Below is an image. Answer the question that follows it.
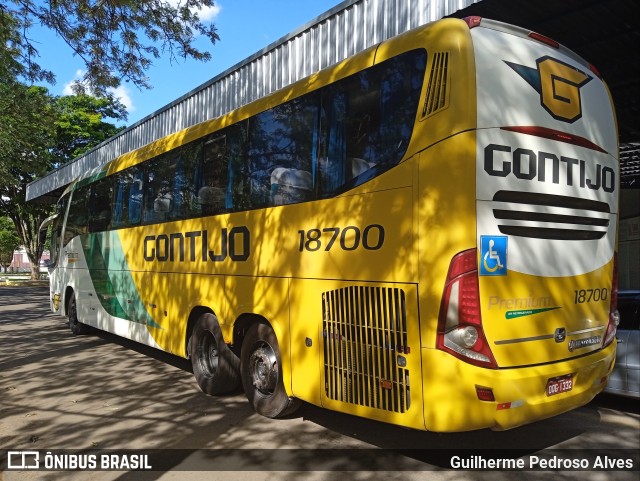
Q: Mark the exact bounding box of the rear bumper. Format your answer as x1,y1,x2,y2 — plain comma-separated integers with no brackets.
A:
422,342,616,432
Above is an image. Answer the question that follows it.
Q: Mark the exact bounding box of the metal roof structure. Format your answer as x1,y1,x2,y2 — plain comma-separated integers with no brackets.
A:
26,0,640,202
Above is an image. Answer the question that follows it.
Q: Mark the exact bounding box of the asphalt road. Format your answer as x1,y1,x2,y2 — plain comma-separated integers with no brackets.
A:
0,286,638,481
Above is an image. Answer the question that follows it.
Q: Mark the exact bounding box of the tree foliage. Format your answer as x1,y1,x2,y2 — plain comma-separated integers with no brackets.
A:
53,94,128,161
0,83,57,279
1,0,220,93
0,217,20,273
0,82,126,279
1,1,220,279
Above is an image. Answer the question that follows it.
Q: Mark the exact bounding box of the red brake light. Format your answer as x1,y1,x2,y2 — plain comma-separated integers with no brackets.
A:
528,31,560,49
437,249,497,368
463,16,482,29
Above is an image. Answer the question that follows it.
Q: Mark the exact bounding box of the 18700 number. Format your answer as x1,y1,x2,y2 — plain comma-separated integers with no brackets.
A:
574,288,608,304
298,225,385,252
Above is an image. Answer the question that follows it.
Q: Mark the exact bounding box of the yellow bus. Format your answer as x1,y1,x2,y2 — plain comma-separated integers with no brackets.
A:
40,17,620,432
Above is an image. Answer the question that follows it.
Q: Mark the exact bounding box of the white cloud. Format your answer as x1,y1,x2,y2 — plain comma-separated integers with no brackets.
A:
198,3,221,22
166,1,222,21
62,69,87,96
61,69,136,115
111,85,135,113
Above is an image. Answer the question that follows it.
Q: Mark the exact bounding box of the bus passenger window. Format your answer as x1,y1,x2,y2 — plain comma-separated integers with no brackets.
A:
143,158,172,224
88,177,113,232
171,142,202,220
318,49,427,197
65,186,90,244
226,121,250,211
199,135,228,215
247,94,318,208
113,167,143,228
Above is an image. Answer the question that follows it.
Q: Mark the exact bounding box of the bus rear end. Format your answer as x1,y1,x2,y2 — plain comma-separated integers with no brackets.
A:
426,18,619,431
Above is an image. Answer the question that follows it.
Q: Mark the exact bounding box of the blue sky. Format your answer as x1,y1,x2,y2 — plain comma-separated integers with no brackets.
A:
33,1,342,125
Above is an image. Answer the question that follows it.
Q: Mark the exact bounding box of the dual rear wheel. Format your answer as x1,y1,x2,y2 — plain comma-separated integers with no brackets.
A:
190,314,300,418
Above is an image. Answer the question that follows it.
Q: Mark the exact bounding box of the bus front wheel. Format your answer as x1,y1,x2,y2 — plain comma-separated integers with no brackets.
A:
240,322,300,418
68,293,88,335
190,313,240,395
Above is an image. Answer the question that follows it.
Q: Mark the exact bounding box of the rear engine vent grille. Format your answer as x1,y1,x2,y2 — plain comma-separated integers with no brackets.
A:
322,286,410,413
422,52,449,118
492,190,610,240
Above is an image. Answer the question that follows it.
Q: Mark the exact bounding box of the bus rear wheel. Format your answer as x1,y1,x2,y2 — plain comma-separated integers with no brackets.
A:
190,313,240,395
240,322,300,418
68,293,88,335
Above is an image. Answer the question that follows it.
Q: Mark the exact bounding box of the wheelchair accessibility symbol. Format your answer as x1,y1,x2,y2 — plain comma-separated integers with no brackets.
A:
480,236,508,276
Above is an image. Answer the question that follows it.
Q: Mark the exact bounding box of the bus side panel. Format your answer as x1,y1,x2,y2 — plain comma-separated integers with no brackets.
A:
416,131,478,350
224,275,292,394
66,231,165,352
291,279,424,429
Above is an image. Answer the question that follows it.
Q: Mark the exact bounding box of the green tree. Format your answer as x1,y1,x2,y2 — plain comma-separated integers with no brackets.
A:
1,0,220,94
0,217,20,273
0,83,57,280
0,83,126,279
53,94,128,161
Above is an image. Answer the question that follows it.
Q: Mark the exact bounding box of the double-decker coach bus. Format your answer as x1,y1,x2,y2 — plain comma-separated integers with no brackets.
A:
40,17,619,432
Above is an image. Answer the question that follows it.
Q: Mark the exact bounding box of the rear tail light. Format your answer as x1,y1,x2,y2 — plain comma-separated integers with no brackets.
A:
603,253,619,348
437,249,498,368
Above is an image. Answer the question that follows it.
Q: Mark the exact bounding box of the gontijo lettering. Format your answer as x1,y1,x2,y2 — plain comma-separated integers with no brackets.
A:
143,226,250,262
484,144,615,193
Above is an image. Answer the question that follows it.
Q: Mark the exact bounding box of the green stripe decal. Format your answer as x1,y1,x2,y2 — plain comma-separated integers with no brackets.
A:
505,307,561,320
81,231,162,329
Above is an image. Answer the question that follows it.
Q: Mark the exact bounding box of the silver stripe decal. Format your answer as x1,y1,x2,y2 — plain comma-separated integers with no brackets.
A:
495,325,605,345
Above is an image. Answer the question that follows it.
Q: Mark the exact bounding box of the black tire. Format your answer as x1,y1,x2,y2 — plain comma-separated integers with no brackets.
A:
190,313,240,395
68,293,88,335
241,322,300,418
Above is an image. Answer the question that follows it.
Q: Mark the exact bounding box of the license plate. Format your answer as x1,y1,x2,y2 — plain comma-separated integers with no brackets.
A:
546,374,573,397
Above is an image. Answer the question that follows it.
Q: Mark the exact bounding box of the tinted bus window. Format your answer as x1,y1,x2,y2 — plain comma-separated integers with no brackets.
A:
65,186,90,244
318,49,426,196
88,177,114,232
113,167,143,228
247,94,318,208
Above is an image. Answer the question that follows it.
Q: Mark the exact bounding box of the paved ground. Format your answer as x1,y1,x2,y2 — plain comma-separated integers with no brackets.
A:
0,286,638,481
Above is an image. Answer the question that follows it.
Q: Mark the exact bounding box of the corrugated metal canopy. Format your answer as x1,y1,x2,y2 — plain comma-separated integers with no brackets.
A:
450,0,640,187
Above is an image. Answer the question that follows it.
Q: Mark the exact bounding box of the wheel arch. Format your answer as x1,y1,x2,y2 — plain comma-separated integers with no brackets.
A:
232,311,294,398
232,313,269,358
64,285,75,315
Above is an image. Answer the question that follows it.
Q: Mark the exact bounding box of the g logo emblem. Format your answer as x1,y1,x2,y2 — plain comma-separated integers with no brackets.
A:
506,56,592,123
538,57,591,122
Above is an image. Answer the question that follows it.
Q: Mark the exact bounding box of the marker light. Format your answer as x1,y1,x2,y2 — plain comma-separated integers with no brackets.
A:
528,31,560,49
